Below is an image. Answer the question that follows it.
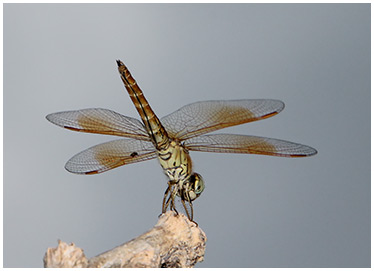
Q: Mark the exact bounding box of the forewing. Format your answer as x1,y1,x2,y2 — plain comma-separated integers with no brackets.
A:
65,138,157,174
46,108,149,140
161,99,284,140
184,134,317,157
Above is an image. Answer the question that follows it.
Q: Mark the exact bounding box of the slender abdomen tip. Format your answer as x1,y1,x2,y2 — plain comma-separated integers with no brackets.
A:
116,59,124,67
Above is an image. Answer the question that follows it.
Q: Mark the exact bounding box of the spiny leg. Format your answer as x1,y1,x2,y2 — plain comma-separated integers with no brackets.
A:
180,186,195,222
162,184,171,214
169,185,179,215
162,182,179,216
181,198,192,221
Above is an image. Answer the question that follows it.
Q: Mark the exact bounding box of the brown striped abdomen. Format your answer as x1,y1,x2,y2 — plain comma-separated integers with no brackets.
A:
116,60,169,150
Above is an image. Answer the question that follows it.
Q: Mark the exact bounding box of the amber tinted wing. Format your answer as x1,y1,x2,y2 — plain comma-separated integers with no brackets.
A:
46,108,150,141
65,138,157,174
184,134,317,157
161,100,284,141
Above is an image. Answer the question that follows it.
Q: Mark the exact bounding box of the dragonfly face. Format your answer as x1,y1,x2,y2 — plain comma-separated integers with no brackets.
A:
181,173,205,202
46,60,317,221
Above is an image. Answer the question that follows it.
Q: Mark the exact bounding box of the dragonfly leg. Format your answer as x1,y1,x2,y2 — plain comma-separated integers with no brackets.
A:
170,185,179,215
188,200,198,226
188,200,194,222
159,196,172,219
162,182,179,217
181,198,198,225
162,185,171,214
181,199,191,221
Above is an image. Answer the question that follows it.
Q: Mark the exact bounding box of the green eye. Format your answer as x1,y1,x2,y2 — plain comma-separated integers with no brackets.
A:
193,173,205,194
186,173,205,202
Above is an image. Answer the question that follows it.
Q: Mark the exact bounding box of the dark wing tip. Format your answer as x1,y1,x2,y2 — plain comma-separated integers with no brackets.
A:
46,113,58,124
64,161,98,175
291,145,318,157
45,114,52,122
271,99,285,114
308,147,318,156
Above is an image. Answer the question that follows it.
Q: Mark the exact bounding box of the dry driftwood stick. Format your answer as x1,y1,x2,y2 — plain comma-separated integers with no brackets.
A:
44,211,207,268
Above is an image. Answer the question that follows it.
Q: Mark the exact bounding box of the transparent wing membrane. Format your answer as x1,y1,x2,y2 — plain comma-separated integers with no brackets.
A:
46,108,149,140
184,134,317,157
47,60,317,222
161,99,284,140
65,138,157,174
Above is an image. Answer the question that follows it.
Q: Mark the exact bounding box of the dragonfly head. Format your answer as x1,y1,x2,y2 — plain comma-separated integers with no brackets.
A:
184,172,205,201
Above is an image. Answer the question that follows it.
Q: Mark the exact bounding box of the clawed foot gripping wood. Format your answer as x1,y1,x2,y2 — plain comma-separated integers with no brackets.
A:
43,211,207,268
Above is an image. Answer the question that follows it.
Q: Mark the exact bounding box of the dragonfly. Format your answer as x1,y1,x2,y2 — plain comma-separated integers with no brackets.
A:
46,60,317,221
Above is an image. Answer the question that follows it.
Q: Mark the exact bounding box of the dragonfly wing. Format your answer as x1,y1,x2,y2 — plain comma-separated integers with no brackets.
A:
65,138,157,174
184,134,317,157
46,108,149,140
161,99,284,140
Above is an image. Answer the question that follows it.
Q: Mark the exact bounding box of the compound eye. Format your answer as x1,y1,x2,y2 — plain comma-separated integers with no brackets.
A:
192,173,205,195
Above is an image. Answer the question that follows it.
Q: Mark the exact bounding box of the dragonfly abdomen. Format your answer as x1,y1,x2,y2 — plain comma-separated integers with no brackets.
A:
117,60,169,150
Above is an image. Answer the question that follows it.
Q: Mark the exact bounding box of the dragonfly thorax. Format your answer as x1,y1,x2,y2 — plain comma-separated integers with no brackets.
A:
157,140,193,183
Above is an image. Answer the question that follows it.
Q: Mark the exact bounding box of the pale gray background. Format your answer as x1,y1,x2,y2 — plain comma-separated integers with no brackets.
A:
4,4,370,268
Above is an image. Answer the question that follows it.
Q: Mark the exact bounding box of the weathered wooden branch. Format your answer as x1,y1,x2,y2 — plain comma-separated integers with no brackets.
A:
44,211,207,268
